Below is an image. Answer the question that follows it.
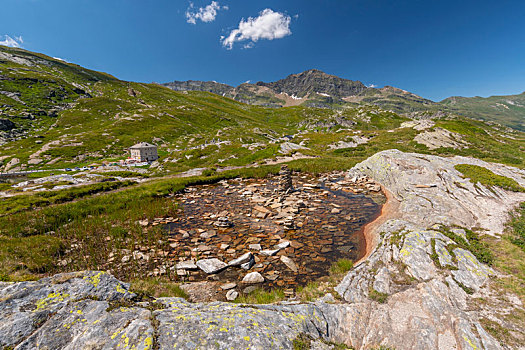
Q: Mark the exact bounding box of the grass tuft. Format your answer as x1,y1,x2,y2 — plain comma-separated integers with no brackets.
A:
130,278,188,299
329,259,354,276
508,202,525,251
234,288,285,304
292,334,312,350
368,287,388,303
454,164,524,193
437,226,494,265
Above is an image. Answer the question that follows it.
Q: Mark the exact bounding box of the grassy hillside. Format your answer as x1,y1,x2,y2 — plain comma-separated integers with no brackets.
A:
1,45,524,176
441,93,525,131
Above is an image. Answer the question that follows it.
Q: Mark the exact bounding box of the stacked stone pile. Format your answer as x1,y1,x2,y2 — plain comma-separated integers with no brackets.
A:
214,216,232,227
278,165,293,193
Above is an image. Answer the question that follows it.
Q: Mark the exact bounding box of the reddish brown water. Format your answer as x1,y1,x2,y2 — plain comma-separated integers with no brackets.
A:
164,175,381,289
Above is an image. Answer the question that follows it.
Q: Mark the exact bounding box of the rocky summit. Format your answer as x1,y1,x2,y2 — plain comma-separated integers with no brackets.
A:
2,151,524,349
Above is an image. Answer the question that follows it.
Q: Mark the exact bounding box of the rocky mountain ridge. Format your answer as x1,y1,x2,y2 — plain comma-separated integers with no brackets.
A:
163,70,524,130
255,69,367,99
162,69,441,109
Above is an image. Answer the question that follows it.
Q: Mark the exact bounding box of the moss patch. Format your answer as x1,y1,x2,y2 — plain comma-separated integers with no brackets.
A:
368,287,388,303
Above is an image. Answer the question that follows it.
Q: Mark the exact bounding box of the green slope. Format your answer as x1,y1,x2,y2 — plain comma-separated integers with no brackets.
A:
441,93,525,131
1,45,524,175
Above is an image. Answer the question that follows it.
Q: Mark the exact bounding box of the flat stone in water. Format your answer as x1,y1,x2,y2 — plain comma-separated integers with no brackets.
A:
280,256,298,273
176,260,198,270
228,252,253,267
275,241,290,249
220,282,237,290
196,258,227,274
261,249,280,256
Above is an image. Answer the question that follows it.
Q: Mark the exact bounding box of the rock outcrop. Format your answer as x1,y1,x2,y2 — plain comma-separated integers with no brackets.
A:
335,150,525,349
2,150,524,349
348,149,525,235
256,69,367,99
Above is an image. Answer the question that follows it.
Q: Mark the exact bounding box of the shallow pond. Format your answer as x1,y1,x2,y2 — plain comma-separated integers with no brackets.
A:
163,174,382,292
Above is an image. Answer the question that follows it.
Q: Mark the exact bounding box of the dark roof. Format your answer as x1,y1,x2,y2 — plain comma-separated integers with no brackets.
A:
130,142,156,149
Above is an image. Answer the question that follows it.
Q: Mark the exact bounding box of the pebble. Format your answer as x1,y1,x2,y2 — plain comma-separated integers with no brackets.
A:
226,289,239,301
242,272,265,284
176,269,188,276
220,282,237,290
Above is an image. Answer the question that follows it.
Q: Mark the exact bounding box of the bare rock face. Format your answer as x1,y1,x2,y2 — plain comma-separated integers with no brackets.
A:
0,271,142,349
347,149,525,235
334,149,525,349
0,272,333,349
413,127,469,150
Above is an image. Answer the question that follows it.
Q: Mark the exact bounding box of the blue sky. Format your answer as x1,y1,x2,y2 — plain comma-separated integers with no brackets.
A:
1,0,524,101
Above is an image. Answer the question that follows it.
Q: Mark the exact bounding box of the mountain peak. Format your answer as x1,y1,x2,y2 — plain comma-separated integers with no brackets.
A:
256,69,367,98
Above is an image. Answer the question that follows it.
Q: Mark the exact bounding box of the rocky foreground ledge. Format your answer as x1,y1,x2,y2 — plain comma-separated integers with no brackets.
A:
2,150,524,349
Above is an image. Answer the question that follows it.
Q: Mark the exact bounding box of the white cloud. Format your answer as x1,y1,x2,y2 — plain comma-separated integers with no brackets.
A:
367,83,377,88
0,35,23,48
221,9,292,49
186,1,227,24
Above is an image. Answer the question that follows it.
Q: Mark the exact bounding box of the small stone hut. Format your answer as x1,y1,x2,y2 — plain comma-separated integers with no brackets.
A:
129,142,158,162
